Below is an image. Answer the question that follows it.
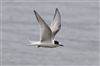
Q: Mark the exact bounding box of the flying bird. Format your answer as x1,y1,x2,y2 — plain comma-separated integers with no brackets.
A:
29,8,63,48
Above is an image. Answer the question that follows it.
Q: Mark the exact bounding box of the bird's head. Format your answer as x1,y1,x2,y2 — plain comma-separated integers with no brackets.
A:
54,40,63,47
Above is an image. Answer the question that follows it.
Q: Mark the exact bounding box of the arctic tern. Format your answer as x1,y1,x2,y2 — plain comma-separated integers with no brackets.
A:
29,8,63,48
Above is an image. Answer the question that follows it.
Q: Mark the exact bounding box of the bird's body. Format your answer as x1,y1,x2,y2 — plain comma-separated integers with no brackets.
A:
38,43,59,48
29,8,63,48
29,41,59,48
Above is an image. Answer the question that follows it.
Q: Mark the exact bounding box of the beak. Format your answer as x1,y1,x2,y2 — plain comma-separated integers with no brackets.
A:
59,44,64,47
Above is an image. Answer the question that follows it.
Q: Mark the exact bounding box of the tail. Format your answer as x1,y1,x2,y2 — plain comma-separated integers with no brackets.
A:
29,40,36,43
27,40,38,46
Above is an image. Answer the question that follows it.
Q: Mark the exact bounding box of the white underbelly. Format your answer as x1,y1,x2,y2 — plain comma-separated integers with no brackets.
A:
40,43,58,48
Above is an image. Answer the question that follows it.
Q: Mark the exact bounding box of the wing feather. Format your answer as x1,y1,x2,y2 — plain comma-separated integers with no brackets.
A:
34,10,52,42
50,8,61,39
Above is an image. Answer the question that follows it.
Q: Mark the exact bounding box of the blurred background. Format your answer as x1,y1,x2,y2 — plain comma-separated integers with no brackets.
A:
1,0,99,66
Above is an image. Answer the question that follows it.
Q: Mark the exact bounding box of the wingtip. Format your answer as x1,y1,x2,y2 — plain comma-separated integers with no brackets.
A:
56,8,59,12
56,8,58,10
34,10,37,14
55,8,60,14
34,10,40,16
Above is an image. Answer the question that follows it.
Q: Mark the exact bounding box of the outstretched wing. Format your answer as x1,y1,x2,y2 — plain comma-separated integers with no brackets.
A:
34,10,52,42
50,8,61,39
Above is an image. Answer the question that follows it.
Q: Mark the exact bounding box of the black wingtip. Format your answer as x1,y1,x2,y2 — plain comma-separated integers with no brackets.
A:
34,10,37,14
55,8,60,14
34,10,35,12
34,10,39,17
56,8,59,11
33,10,39,22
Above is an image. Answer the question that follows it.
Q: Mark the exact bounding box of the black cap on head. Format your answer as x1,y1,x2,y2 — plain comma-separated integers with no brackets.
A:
54,41,59,45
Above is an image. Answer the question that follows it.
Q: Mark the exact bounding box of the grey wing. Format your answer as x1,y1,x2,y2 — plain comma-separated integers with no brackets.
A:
50,8,61,39
34,10,52,42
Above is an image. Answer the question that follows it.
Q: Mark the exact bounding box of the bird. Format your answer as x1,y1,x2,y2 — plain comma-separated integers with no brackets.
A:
29,8,63,48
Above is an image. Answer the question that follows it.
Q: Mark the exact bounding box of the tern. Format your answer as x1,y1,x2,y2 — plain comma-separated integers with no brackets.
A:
29,8,63,48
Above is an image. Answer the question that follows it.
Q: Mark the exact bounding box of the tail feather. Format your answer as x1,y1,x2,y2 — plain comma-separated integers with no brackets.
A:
27,40,39,46
29,40,36,43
